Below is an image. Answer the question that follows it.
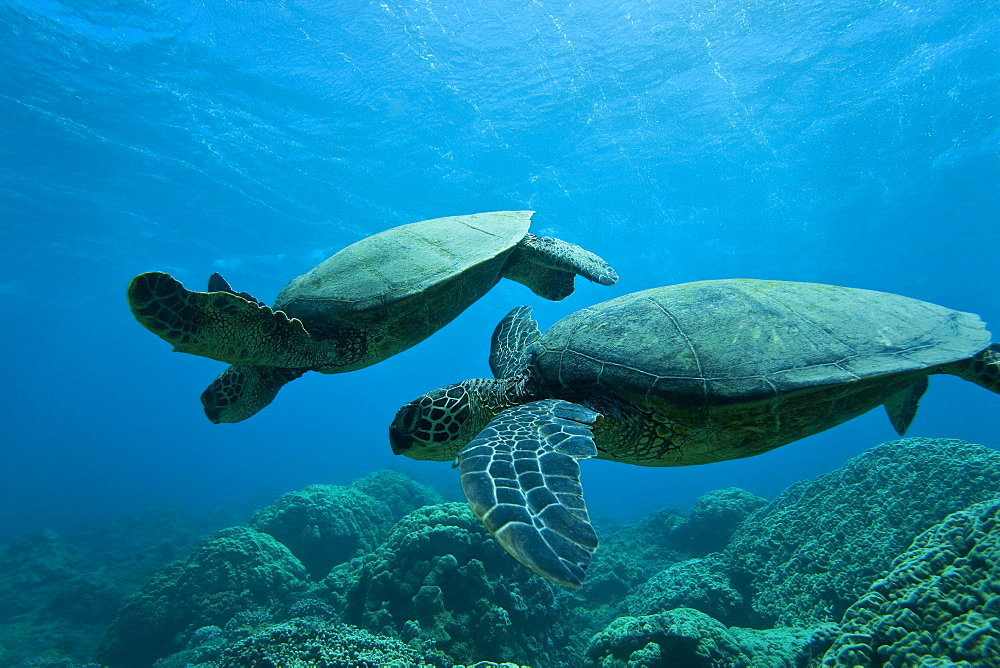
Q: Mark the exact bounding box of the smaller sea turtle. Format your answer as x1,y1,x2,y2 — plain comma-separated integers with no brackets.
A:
127,211,617,422
388,279,1000,588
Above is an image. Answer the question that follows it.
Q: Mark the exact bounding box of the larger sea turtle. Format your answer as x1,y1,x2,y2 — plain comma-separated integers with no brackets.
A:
127,211,618,422
388,279,1000,588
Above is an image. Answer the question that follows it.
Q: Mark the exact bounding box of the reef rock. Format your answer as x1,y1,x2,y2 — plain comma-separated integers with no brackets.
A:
216,617,447,667
823,496,1000,666
250,471,441,580
671,487,769,556
94,526,308,667
623,556,748,628
577,508,688,609
585,606,834,667
329,502,577,666
722,438,1000,627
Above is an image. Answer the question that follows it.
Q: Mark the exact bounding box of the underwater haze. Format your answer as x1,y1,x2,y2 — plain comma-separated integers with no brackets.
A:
2,0,999,547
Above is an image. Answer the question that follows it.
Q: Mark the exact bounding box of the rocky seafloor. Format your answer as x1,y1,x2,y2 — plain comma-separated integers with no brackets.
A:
2,436,999,667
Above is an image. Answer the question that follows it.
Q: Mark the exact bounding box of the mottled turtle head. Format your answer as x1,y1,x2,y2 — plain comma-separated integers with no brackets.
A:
201,365,304,423
390,381,495,461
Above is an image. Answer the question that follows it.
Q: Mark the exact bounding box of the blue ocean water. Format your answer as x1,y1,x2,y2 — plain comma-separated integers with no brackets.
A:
1,0,998,547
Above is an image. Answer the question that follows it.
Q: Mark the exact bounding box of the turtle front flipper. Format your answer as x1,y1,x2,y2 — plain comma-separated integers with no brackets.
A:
201,365,306,424
127,271,341,368
489,306,541,379
458,398,602,588
503,234,619,301
207,272,267,307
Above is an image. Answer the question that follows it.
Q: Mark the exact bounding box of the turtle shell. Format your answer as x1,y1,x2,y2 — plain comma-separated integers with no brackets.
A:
532,279,990,406
274,211,533,320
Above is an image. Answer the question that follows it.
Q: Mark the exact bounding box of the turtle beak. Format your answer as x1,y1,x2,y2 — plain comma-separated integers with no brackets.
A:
389,425,414,455
200,388,223,424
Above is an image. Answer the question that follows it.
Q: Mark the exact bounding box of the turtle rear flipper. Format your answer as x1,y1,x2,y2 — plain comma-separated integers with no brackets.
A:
127,272,344,368
883,376,929,435
944,342,1000,394
457,399,603,588
202,365,306,424
504,234,619,300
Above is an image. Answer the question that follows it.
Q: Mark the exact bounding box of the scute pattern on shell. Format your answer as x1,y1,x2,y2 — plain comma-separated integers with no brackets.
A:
534,279,990,403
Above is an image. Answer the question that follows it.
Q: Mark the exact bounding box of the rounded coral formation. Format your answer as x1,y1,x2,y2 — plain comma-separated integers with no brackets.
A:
351,469,443,515
672,487,768,555
721,438,1000,627
93,527,309,667
250,484,394,581
250,472,442,580
333,502,576,666
585,606,832,667
823,496,1000,666
623,556,747,627
217,618,446,667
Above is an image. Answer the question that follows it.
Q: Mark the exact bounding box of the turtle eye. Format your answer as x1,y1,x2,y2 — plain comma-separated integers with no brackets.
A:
397,404,420,433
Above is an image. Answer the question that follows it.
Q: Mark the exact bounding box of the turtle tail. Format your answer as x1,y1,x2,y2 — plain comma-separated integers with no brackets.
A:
945,343,1000,394
502,235,618,301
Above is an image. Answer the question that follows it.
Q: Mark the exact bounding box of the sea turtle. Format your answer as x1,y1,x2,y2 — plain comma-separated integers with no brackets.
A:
388,279,1000,588
127,211,618,423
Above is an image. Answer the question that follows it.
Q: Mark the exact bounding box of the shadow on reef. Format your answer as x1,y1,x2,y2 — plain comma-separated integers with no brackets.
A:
4,439,1000,667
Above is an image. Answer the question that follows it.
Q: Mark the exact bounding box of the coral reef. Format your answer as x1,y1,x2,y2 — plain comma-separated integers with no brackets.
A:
623,555,748,627
568,488,765,641
580,508,688,608
351,469,445,517
328,502,577,666
7,439,1000,666
250,471,442,580
94,526,309,667
721,438,1000,627
671,487,769,556
0,506,230,667
585,606,835,667
823,496,1000,666
216,618,447,667
151,603,531,668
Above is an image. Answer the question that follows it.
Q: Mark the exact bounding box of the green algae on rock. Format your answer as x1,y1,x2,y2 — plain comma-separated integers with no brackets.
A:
822,496,1000,667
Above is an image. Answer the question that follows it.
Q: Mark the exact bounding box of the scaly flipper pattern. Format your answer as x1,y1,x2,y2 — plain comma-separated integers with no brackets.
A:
458,399,602,588
488,306,541,380
201,365,305,423
521,234,619,286
503,234,619,300
948,343,1000,394
127,272,338,368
